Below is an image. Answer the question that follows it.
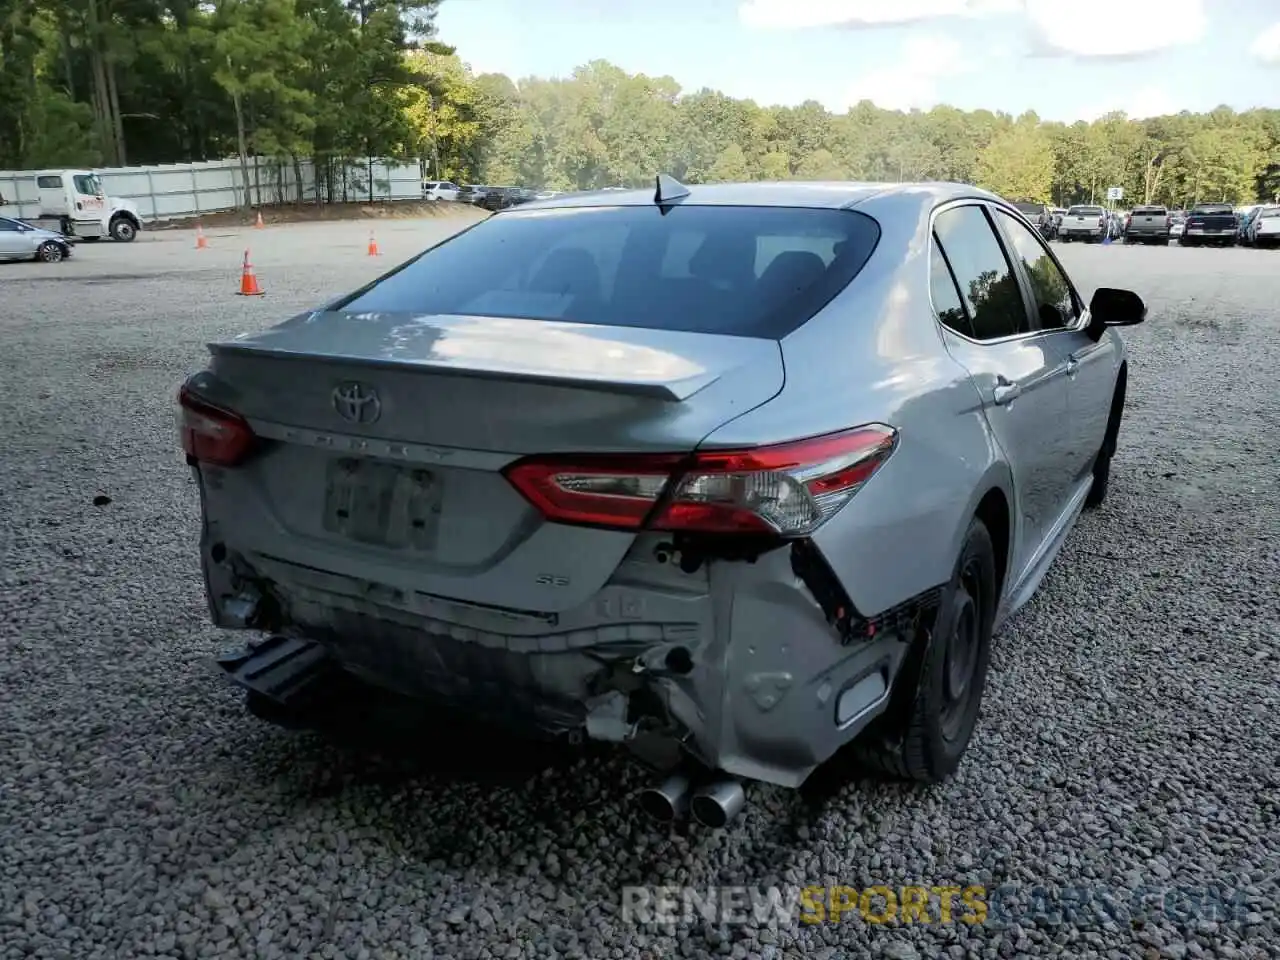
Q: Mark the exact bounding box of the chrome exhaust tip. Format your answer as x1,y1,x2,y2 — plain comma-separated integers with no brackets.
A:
638,773,692,823
690,777,746,828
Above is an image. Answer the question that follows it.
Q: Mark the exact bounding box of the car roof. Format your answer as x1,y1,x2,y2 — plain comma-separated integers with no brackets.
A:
508,180,1007,212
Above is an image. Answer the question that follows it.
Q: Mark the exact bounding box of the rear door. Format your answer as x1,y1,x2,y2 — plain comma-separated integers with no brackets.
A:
930,202,1076,569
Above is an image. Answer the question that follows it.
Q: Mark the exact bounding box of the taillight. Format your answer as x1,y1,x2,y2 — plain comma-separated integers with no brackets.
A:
178,386,256,466
503,425,898,537
1098,217,1106,227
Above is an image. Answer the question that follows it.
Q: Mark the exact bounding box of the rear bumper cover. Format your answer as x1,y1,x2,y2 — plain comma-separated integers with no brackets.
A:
202,527,942,789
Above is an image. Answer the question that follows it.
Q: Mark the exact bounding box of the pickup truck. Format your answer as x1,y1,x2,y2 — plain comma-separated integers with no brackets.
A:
1057,204,1107,242
1124,205,1171,245
1181,203,1238,247
1012,201,1057,239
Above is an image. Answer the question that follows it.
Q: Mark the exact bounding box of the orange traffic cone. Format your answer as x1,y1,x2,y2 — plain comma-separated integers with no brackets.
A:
254,211,264,229
367,230,380,257
195,225,208,250
236,249,264,297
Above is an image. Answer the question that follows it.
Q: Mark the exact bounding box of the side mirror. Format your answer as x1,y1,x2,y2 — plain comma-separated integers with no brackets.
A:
1086,287,1145,340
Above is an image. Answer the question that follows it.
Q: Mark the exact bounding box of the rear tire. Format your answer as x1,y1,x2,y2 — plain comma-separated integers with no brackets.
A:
854,519,997,784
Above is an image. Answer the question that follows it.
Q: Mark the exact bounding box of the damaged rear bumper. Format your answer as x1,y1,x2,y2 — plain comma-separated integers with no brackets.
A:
205,534,943,789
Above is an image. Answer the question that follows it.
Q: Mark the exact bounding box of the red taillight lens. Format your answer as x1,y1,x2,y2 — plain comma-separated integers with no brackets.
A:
178,386,256,467
503,425,898,537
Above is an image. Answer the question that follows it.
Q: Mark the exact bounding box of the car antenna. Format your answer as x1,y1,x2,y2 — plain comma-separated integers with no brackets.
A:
654,173,690,211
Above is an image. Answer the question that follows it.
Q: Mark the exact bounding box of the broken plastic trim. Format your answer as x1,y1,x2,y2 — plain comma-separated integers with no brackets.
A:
790,540,945,646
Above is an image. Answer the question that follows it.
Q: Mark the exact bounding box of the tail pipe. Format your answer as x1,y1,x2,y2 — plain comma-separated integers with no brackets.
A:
690,777,746,828
638,773,693,824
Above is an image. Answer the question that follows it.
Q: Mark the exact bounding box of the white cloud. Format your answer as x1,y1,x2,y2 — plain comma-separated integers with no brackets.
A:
1023,0,1206,57
739,0,1016,30
741,0,1206,59
1251,22,1280,64
1068,85,1180,122
841,35,968,111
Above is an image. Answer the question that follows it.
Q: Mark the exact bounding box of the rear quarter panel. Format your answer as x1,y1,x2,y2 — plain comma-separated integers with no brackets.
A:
698,190,1011,617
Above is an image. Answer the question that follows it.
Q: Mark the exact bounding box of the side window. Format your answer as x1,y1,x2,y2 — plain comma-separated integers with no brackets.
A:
37,175,62,188
929,237,973,337
0,219,19,232
72,175,98,194
997,210,1078,330
933,205,1028,341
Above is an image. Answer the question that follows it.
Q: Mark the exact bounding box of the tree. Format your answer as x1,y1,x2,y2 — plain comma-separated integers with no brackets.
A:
8,25,1280,213
707,143,750,182
976,122,1056,201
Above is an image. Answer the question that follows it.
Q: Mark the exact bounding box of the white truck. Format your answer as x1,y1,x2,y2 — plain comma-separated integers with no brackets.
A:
0,169,143,243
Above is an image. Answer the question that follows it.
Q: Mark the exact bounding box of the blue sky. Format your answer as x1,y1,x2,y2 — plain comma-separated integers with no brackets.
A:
435,0,1280,122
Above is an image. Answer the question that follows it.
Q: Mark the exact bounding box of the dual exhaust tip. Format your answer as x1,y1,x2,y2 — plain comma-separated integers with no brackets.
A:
638,773,746,828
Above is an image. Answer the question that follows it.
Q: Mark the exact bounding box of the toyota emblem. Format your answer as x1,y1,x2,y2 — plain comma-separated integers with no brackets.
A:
332,382,382,424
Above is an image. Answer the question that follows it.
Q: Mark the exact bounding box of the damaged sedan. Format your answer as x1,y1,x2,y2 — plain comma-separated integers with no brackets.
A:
179,177,1146,827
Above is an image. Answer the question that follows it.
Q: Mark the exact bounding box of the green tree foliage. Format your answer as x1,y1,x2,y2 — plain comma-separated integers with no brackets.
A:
6,17,1280,208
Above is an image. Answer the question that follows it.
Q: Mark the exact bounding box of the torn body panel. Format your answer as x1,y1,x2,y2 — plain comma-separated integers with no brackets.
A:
202,487,940,788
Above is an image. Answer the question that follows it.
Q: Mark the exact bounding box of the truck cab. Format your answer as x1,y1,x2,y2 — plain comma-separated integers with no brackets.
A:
32,170,142,242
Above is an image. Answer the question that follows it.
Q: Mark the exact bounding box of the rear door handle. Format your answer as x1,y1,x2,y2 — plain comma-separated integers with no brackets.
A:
1065,357,1079,376
993,378,1021,405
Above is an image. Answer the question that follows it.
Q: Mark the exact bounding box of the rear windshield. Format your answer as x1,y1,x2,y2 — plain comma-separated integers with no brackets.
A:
337,204,882,338
1013,202,1044,215
1068,206,1104,216
1191,204,1233,215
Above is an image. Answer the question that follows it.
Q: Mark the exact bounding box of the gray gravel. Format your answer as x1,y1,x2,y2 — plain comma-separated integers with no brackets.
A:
2,224,1278,960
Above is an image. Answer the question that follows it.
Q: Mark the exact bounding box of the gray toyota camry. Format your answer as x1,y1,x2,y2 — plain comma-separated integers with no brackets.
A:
179,178,1145,827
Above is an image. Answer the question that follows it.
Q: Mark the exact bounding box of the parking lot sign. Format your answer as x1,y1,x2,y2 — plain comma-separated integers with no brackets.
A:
1106,186,1124,201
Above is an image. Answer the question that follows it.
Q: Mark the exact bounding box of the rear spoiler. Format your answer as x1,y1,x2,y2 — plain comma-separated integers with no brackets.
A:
207,340,721,402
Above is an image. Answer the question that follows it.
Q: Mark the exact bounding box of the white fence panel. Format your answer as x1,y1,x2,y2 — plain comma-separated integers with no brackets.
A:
0,172,42,219
0,156,422,223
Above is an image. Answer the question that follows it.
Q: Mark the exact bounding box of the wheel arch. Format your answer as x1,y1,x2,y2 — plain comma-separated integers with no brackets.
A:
1101,361,1128,457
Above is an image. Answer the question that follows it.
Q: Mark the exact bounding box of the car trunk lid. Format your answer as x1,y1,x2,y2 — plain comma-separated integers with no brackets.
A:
194,311,785,612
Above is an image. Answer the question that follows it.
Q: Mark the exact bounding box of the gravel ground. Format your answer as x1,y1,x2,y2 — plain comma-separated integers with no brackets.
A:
2,225,1278,960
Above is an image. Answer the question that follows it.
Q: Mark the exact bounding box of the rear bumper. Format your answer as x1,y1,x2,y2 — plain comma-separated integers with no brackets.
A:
200,519,936,788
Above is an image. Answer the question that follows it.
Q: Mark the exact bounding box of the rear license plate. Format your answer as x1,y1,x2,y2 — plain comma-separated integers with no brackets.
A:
322,457,440,549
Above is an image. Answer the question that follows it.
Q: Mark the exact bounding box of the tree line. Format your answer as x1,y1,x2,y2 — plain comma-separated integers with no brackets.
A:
3,0,1278,207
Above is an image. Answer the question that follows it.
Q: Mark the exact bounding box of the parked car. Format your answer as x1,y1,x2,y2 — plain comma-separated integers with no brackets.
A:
480,186,536,211
183,179,1145,827
1057,204,1108,242
1236,205,1262,244
1170,217,1186,240
1245,205,1280,247
1012,201,1056,239
0,215,74,262
1181,203,1238,246
1123,205,1171,245
456,185,490,206
422,180,460,202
